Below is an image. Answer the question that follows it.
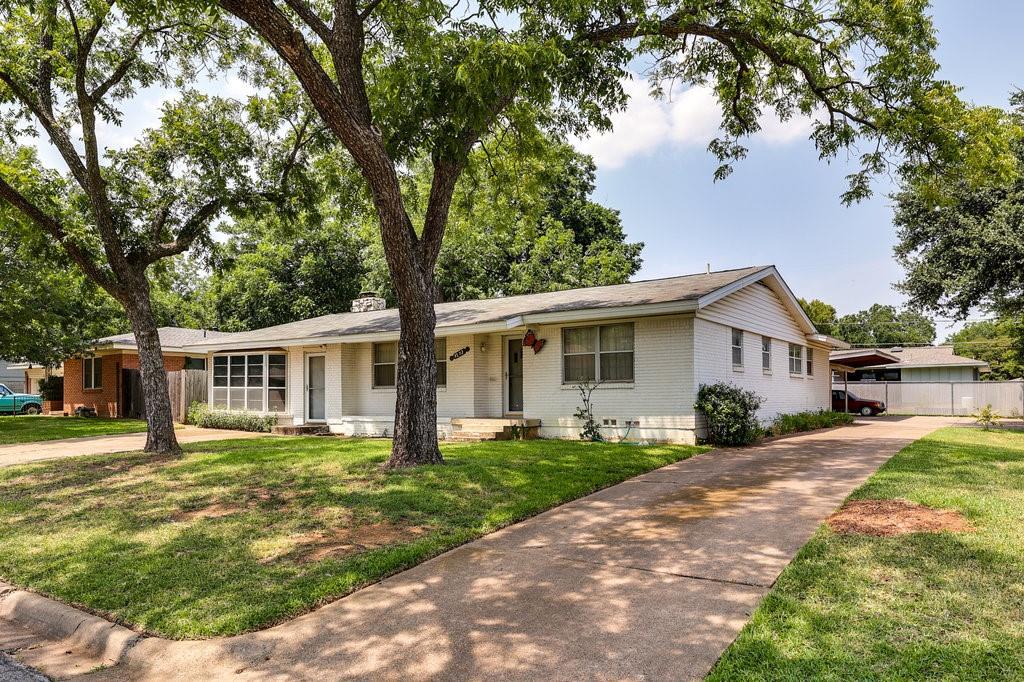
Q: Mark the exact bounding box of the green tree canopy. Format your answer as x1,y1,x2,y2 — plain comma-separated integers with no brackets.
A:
166,0,956,466
798,298,839,335
895,99,1024,319
835,304,936,347
947,318,1024,381
361,141,642,303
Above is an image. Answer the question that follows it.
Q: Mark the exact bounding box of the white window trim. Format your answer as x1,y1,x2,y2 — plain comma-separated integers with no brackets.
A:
561,323,635,385
211,352,287,413
788,343,803,376
83,357,102,390
731,328,744,369
371,339,448,389
762,336,772,374
371,341,398,389
805,346,814,376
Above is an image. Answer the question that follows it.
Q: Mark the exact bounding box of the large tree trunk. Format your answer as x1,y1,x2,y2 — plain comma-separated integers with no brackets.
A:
120,274,181,457
386,287,443,468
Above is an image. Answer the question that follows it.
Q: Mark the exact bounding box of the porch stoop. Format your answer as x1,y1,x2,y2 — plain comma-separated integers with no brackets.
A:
272,424,330,436
449,418,541,442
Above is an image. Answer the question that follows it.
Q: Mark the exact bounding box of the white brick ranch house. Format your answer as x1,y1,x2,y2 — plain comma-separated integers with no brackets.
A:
182,265,845,444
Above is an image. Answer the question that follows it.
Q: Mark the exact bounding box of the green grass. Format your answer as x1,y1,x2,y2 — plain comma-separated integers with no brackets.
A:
0,437,706,638
709,427,1024,681
0,416,148,444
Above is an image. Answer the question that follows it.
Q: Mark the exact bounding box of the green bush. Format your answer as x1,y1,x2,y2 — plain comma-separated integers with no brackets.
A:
187,402,277,433
37,376,63,401
769,410,853,437
695,383,765,446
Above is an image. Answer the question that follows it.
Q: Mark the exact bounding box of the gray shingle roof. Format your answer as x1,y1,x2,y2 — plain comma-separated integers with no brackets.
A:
874,346,989,368
95,327,237,350
189,266,769,348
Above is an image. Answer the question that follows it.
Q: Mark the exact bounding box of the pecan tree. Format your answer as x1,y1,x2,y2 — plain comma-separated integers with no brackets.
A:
187,0,946,467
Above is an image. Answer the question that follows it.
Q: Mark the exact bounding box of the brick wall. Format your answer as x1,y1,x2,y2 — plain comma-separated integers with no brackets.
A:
64,353,187,417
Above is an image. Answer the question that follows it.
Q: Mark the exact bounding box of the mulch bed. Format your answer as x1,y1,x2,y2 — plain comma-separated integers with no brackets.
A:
827,499,975,537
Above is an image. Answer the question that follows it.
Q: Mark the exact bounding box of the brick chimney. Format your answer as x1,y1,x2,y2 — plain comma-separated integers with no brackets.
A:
351,291,387,313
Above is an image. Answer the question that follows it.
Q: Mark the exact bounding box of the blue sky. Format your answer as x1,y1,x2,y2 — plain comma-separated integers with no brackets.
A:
578,0,1023,341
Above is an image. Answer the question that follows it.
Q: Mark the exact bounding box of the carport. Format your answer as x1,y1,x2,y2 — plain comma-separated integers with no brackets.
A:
829,348,901,413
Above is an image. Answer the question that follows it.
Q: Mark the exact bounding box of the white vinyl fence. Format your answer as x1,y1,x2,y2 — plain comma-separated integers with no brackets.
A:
834,381,1024,417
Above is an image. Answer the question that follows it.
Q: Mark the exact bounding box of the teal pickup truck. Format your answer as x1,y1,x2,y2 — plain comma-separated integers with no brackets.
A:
0,384,43,415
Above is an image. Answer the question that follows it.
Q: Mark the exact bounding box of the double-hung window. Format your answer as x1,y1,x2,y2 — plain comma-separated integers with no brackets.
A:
372,342,397,388
83,357,102,390
731,328,744,367
212,353,287,412
372,339,448,388
805,347,814,376
762,337,772,371
562,323,634,383
788,344,803,375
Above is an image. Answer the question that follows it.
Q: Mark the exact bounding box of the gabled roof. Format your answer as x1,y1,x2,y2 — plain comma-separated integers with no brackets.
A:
94,327,236,352
186,265,841,352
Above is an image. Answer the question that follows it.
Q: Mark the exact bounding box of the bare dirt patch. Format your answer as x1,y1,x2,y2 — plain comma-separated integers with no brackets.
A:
293,522,428,563
828,499,975,537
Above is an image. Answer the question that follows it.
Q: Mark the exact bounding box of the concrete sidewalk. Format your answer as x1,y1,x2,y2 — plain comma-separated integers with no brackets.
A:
1,416,960,681
0,427,269,467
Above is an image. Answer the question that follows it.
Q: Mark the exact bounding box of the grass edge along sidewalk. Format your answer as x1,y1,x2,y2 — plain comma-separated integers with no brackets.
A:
0,436,706,639
709,426,1024,681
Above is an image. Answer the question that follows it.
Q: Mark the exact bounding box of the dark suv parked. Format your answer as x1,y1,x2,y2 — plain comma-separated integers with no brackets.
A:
832,389,886,416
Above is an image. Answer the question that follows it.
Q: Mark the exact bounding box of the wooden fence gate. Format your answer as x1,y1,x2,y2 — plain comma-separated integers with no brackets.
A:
167,369,208,423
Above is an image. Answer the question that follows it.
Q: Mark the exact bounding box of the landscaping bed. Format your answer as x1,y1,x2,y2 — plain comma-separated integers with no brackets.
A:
709,427,1024,680
0,416,148,445
0,437,705,638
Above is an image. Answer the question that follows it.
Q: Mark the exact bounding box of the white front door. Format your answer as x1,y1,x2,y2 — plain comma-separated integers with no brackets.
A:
305,354,326,422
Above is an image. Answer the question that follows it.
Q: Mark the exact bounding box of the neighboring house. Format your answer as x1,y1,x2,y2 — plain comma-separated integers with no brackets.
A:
0,360,26,393
176,265,842,444
6,362,63,394
64,328,227,417
831,346,991,383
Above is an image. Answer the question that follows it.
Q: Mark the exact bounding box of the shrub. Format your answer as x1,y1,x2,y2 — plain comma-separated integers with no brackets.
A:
769,410,853,437
974,404,1000,429
37,376,63,401
695,383,764,446
187,401,277,433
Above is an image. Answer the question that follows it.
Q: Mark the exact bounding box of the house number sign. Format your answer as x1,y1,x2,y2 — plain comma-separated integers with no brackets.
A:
449,346,471,362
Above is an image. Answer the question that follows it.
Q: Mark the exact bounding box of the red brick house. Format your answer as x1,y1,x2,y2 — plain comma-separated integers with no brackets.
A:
65,328,227,417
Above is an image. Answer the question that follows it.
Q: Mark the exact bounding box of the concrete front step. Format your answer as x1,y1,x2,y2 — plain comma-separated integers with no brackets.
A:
449,418,541,441
449,431,512,442
272,424,331,436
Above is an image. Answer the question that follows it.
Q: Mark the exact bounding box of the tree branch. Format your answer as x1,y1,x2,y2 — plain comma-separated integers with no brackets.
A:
142,198,224,264
0,175,115,290
282,0,332,43
579,13,877,131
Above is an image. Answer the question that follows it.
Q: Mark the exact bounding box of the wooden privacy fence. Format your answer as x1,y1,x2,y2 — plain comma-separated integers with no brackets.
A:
167,369,208,423
834,381,1024,417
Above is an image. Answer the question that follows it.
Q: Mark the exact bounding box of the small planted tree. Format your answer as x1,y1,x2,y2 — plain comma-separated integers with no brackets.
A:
695,383,764,446
574,380,603,442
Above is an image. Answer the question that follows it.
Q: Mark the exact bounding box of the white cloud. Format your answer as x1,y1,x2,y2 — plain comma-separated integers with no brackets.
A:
572,75,818,170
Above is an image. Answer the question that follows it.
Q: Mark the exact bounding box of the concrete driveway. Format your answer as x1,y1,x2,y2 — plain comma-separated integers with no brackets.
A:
3,416,959,681
0,427,269,467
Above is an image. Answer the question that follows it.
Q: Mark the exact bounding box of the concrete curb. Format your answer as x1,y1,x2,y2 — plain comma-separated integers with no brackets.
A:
0,582,140,665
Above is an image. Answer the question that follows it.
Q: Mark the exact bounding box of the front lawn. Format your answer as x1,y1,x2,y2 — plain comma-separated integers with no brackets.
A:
709,427,1024,681
0,437,705,638
0,416,148,445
